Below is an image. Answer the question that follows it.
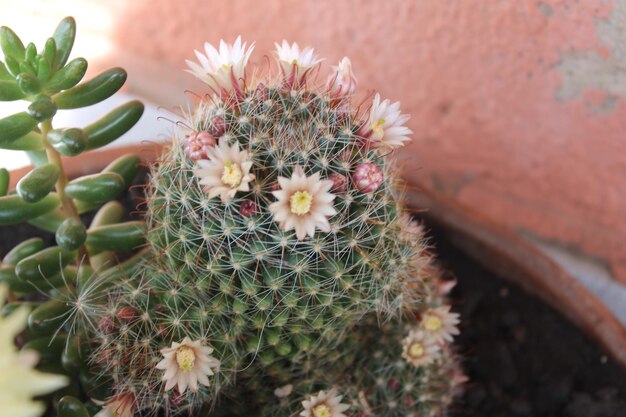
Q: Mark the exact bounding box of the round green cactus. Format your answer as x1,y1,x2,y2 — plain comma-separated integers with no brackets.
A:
85,38,464,416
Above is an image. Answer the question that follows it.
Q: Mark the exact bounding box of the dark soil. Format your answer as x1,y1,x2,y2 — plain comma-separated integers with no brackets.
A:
423,225,626,417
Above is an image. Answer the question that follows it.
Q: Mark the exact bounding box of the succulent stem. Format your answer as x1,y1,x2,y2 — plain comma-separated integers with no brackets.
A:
42,119,90,264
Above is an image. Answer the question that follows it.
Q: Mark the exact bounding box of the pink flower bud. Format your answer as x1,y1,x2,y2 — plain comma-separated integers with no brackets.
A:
239,199,257,217
353,162,383,193
327,57,357,98
184,131,217,161
254,83,269,101
388,377,401,391
210,116,227,137
98,316,116,334
328,172,348,192
116,306,138,323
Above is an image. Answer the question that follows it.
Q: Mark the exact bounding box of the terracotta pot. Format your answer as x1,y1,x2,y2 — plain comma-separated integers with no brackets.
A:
8,144,626,368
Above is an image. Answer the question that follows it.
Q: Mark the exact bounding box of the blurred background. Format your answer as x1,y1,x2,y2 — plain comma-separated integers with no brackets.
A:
1,0,625,316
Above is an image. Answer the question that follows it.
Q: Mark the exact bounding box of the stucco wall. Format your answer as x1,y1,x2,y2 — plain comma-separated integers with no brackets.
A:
4,0,626,281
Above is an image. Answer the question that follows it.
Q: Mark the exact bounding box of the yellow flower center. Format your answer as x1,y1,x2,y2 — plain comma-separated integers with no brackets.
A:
424,315,442,331
290,191,313,215
292,59,298,65
222,162,243,187
312,404,331,417
409,342,424,358
176,346,196,373
371,118,385,137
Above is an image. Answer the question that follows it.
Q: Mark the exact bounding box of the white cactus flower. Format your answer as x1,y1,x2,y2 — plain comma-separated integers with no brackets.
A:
401,330,441,367
300,388,350,417
419,305,460,343
269,166,337,240
327,57,356,97
186,36,255,93
367,93,412,151
156,337,221,394
194,137,255,202
275,40,322,84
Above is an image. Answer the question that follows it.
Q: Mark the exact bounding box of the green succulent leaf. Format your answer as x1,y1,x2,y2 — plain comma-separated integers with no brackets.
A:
46,128,87,156
0,26,25,63
53,67,127,109
52,17,76,71
0,61,12,80
57,395,90,417
18,60,36,77
0,193,60,225
27,208,64,232
16,163,60,203
4,56,20,77
44,57,87,93
85,100,144,150
2,237,45,265
21,334,66,365
16,71,40,95
27,95,57,121
24,42,37,65
56,217,87,251
102,154,141,187
3,132,45,151
65,172,125,203
0,266,30,293
0,168,8,196
0,112,37,147
15,246,74,284
43,38,56,66
36,56,52,81
87,221,146,252
61,336,86,373
0,80,24,100
90,201,123,228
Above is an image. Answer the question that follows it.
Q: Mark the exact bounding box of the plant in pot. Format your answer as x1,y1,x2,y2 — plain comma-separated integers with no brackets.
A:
0,17,464,417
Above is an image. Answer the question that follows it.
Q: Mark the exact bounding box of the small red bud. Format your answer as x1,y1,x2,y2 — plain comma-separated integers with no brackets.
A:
239,199,257,217
328,172,348,192
116,306,138,323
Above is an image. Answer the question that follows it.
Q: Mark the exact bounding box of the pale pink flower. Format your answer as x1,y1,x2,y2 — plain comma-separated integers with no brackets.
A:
300,388,350,417
401,330,441,367
367,93,412,151
186,36,255,93
185,131,217,161
94,393,135,417
156,337,220,394
419,305,460,343
269,166,336,240
275,40,322,85
327,57,356,97
353,162,383,193
194,137,255,202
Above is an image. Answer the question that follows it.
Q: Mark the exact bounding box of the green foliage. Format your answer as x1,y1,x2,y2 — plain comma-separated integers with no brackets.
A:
0,16,146,415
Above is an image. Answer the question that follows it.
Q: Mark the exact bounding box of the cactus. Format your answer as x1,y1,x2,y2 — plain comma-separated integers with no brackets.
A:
0,19,464,417
0,17,146,417
82,38,464,416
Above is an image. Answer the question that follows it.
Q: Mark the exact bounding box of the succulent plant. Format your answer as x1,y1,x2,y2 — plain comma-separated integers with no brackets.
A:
0,17,146,416
81,38,465,416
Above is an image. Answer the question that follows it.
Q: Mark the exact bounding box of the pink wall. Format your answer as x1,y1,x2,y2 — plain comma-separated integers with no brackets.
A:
99,0,626,281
